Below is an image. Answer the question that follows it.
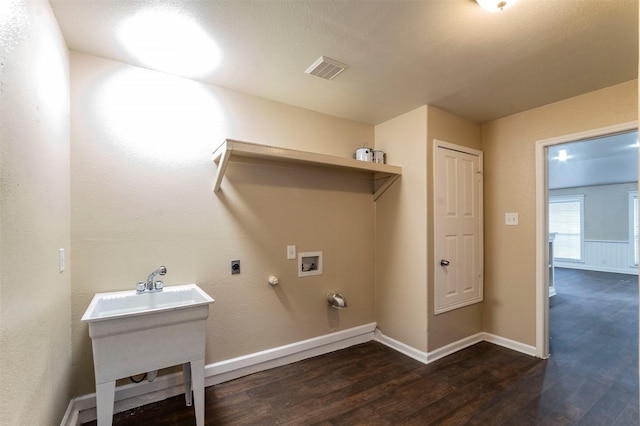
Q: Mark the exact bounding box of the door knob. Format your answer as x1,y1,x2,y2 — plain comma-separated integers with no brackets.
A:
440,259,450,266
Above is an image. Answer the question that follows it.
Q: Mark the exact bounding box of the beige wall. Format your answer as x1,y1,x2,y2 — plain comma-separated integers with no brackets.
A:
0,1,72,425
374,105,482,353
426,106,483,350
1,4,636,418
69,52,377,396
482,79,638,346
376,85,637,353
375,106,428,351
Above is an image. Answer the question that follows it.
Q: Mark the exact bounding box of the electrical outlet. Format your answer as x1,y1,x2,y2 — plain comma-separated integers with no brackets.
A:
231,260,240,274
505,212,519,226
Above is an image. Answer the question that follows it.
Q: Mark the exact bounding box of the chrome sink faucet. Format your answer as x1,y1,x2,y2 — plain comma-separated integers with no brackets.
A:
136,266,167,293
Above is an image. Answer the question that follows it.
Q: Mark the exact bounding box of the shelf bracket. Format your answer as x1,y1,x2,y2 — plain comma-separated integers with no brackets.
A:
373,174,400,201
213,142,232,192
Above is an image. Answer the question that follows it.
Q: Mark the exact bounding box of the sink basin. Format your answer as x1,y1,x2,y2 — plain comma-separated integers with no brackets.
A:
82,284,214,426
82,283,214,322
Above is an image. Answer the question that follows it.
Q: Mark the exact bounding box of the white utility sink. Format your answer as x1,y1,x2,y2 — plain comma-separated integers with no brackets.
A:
82,284,214,426
82,284,214,322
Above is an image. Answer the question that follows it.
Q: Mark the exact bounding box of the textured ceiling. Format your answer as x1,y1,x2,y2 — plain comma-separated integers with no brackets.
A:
50,0,638,125
548,131,638,189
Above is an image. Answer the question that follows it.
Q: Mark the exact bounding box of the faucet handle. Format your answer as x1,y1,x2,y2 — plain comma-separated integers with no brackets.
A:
154,280,163,291
136,282,146,293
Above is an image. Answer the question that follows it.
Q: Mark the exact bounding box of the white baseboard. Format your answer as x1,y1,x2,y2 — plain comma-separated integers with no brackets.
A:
205,322,376,386
482,332,537,357
373,329,429,363
70,369,196,425
426,333,485,363
63,322,377,425
63,324,536,426
374,330,536,365
555,262,639,276
60,399,80,426
374,330,484,365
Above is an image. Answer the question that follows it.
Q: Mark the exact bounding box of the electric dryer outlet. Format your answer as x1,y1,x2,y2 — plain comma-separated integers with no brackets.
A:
231,260,240,274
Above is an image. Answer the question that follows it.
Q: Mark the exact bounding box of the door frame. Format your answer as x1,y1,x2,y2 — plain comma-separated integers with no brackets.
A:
434,139,484,314
534,120,638,358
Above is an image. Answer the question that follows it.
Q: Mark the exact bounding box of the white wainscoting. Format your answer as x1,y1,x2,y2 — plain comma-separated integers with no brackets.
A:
554,240,638,275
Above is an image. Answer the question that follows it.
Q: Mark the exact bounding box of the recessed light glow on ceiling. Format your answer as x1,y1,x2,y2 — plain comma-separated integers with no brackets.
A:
97,67,228,165
118,6,222,79
0,0,29,53
476,0,518,12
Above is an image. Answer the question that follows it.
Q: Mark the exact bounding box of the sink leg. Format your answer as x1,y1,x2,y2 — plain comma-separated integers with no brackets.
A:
191,359,205,426
183,362,192,406
96,380,115,426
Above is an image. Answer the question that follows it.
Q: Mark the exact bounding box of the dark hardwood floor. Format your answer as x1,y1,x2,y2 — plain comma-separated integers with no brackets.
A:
84,268,638,425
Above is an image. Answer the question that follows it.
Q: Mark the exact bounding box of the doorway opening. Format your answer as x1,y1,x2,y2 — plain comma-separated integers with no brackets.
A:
535,121,638,358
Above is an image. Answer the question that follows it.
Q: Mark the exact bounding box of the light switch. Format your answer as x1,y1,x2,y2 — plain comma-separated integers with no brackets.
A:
505,213,519,226
59,248,65,272
287,245,296,260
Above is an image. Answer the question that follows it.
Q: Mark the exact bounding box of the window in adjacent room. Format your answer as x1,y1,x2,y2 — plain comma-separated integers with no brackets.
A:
549,195,584,262
629,191,638,266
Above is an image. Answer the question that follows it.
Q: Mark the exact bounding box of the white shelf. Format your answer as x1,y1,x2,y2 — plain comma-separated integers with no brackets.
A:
212,139,402,201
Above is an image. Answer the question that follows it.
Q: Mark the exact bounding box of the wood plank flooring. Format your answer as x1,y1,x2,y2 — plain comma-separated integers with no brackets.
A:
83,268,638,425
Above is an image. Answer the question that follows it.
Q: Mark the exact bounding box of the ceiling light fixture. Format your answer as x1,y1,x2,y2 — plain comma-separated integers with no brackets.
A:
557,149,569,162
476,0,517,12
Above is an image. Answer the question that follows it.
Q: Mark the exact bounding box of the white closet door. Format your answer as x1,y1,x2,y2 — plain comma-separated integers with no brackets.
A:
434,141,483,314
